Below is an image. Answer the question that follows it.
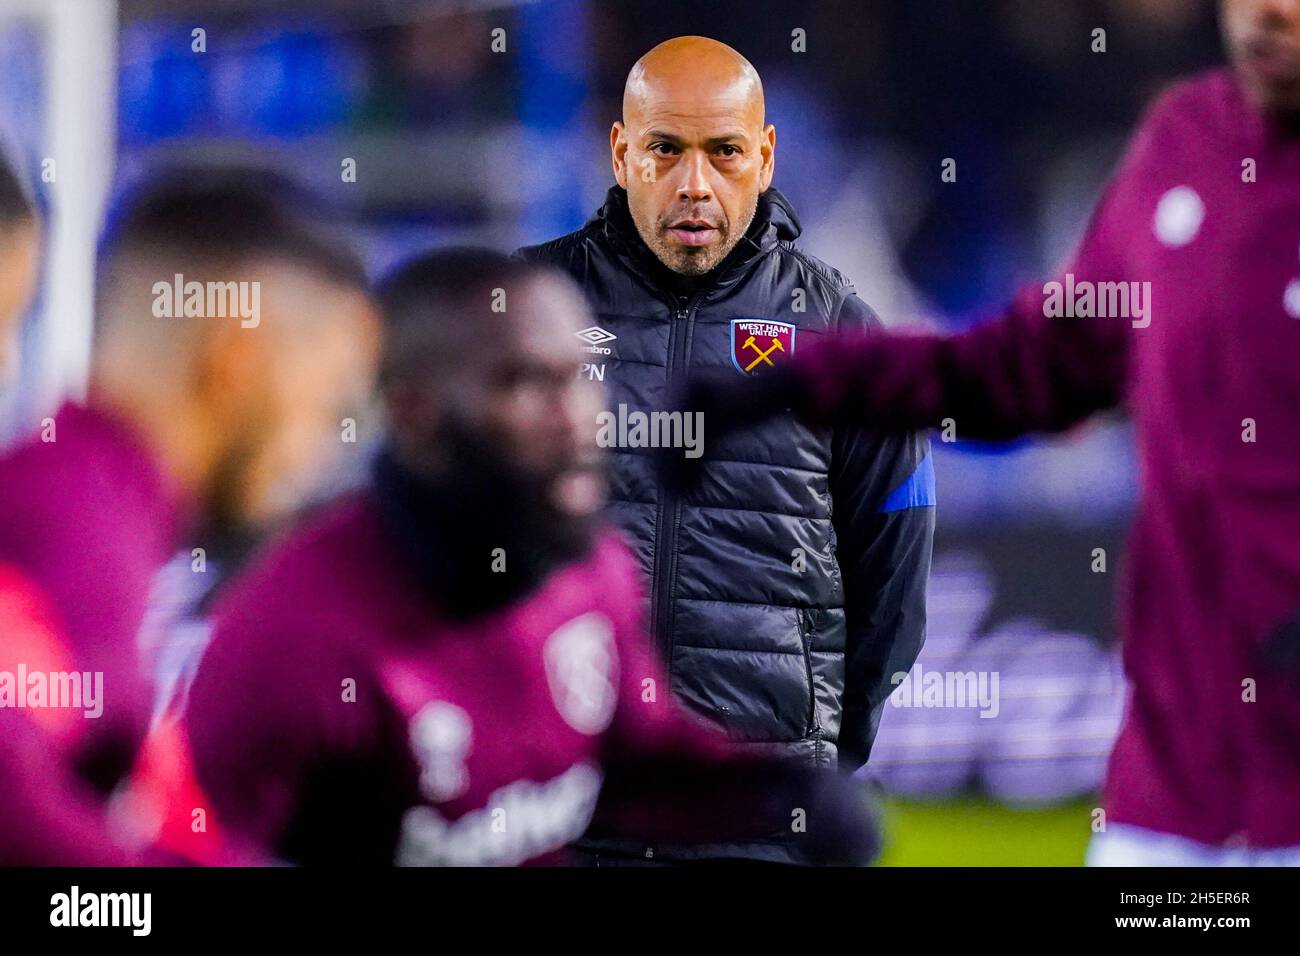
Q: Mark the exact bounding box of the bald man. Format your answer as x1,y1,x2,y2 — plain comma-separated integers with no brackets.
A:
520,36,934,864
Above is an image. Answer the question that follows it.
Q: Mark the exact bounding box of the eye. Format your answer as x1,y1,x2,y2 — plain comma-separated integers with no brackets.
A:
716,144,741,158
649,142,678,156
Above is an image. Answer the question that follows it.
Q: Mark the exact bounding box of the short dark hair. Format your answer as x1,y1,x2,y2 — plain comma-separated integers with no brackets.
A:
0,144,35,226
375,247,553,387
98,163,366,296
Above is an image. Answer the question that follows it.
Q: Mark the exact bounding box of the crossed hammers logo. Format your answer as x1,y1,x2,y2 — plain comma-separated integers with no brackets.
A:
742,334,785,372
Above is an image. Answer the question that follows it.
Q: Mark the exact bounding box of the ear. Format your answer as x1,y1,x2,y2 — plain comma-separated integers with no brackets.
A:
611,121,629,189
337,293,383,394
759,123,776,191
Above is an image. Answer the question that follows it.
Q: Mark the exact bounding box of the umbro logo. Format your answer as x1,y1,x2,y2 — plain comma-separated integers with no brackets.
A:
576,326,616,345
575,326,616,355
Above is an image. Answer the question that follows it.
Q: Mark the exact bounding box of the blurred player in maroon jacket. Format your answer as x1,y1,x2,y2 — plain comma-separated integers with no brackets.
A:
0,166,377,864
675,0,1300,865
0,147,133,865
0,147,38,377
173,249,878,866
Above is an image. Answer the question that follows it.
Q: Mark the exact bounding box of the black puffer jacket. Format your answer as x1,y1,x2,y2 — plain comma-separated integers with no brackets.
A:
520,186,934,780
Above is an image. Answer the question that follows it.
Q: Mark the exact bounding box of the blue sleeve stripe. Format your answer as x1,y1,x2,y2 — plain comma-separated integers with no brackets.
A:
879,452,936,512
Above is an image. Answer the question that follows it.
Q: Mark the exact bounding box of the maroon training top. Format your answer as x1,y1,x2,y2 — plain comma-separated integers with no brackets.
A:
795,69,1300,846
0,403,180,862
183,494,874,865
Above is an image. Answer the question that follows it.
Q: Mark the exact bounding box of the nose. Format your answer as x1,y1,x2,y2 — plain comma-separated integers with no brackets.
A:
677,149,713,205
1259,0,1300,25
558,380,593,444
557,378,603,456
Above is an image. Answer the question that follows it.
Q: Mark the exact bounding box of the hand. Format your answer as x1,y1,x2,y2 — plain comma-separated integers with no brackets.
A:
754,761,883,866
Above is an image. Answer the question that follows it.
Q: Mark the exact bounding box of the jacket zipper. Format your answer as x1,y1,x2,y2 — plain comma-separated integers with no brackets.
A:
649,295,704,676
798,608,820,736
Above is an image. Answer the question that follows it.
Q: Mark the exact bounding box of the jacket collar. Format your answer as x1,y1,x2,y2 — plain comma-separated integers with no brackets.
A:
594,184,801,298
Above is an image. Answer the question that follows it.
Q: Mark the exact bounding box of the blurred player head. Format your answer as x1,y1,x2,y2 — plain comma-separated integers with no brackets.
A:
93,166,379,540
1223,0,1300,115
376,248,605,525
0,147,40,383
611,35,775,276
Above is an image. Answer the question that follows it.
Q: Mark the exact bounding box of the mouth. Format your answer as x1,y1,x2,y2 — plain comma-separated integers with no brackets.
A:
666,219,720,247
1243,37,1300,86
551,462,605,517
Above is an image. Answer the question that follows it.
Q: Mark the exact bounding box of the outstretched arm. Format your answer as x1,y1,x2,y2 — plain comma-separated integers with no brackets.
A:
794,278,1131,440
672,78,1191,450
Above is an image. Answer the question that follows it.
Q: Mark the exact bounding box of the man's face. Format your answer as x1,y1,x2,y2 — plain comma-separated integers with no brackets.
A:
1223,0,1300,115
612,71,775,276
441,275,606,520
215,262,379,531
0,221,40,383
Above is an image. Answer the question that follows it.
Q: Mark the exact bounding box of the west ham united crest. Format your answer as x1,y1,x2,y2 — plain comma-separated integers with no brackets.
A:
730,319,796,375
